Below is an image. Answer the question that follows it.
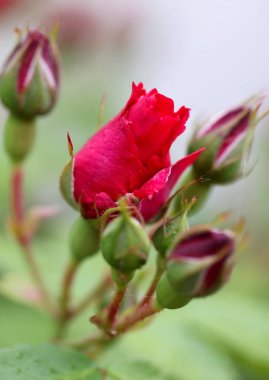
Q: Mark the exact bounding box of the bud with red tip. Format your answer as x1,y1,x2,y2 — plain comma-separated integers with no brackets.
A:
188,101,262,184
0,29,60,119
156,228,235,309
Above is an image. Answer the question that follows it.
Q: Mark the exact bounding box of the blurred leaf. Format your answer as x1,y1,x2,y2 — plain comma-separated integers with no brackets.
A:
0,344,176,380
0,344,97,380
99,312,237,380
181,293,269,377
0,296,53,346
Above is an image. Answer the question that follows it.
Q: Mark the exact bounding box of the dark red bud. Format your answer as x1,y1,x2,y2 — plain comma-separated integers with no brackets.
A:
167,228,235,297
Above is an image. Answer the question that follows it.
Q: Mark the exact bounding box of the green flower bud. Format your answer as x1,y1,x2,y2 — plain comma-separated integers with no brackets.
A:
156,274,191,309
4,114,36,164
69,216,100,263
101,214,151,272
0,30,60,118
152,213,189,257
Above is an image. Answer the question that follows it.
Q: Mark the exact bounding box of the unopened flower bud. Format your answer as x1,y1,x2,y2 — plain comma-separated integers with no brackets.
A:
69,216,100,263
156,274,191,309
152,212,189,257
156,228,235,309
101,214,151,272
188,102,261,183
0,29,60,118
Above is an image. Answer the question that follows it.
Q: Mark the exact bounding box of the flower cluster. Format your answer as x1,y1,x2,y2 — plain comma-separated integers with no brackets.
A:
59,82,260,327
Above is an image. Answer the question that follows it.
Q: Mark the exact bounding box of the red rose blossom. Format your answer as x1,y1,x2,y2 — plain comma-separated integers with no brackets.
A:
70,83,204,220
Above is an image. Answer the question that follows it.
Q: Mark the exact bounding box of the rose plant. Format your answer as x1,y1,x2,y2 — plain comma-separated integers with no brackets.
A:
0,27,267,380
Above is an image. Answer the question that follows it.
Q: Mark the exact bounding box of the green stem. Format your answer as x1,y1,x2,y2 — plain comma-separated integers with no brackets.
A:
55,260,79,339
138,269,163,308
11,165,55,315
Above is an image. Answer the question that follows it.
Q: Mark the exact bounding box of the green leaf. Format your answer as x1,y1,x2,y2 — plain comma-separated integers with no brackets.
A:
0,344,100,380
0,343,175,380
99,314,237,380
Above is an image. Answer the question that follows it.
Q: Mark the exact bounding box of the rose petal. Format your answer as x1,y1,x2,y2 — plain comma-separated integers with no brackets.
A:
80,191,116,218
135,148,204,221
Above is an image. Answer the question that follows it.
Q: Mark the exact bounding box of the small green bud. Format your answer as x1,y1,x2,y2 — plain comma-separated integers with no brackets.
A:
69,216,100,263
101,214,151,272
4,114,36,164
152,214,188,257
156,274,191,309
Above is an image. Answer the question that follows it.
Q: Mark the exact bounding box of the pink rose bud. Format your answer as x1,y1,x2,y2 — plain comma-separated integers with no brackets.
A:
156,228,235,309
0,29,60,118
188,100,262,183
60,83,204,221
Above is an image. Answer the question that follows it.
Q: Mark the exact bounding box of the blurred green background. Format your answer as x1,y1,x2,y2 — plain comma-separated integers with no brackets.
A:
0,1,269,379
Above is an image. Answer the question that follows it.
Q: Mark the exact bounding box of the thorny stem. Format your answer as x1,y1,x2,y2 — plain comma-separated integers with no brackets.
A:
10,166,55,315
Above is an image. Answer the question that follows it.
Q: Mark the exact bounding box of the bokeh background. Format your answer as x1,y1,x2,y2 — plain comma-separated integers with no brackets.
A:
0,1,269,379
